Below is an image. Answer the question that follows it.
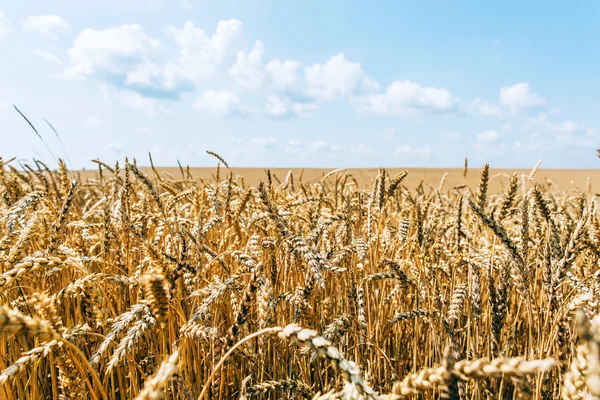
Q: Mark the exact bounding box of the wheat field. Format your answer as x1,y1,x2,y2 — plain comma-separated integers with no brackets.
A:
1,156,600,399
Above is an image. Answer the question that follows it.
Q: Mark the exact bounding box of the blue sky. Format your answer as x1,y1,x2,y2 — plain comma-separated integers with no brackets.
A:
0,1,598,169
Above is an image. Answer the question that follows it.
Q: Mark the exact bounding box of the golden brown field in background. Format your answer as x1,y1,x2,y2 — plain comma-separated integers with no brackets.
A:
2,157,600,399
79,167,600,192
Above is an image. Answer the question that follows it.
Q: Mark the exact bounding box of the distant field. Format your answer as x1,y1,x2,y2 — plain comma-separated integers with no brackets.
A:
80,166,600,193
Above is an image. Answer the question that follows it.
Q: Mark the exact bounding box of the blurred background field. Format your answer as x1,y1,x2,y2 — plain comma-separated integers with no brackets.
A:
79,167,600,193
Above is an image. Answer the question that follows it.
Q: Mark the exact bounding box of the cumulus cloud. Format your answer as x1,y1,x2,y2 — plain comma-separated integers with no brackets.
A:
469,83,548,118
114,91,167,115
125,62,164,87
164,19,243,91
304,54,378,101
529,113,584,135
63,24,161,81
102,84,168,115
556,130,596,148
33,49,63,65
193,90,242,117
522,112,596,150
63,20,243,99
519,110,595,137
266,59,301,91
469,97,503,118
0,9,12,38
55,16,571,135
264,95,317,119
229,40,265,90
500,82,546,113
555,120,580,134
358,80,457,116
23,15,69,38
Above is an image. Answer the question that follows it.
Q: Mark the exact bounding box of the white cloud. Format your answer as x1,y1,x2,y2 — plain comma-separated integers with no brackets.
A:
33,49,63,65
23,15,69,38
164,20,243,90
473,129,506,159
501,123,513,132
264,95,287,118
500,82,546,113
264,95,317,119
63,20,242,98
0,9,12,38
541,118,580,134
53,19,472,125
305,54,378,101
476,129,499,143
229,40,265,90
193,90,242,117
64,24,161,81
358,80,457,116
266,59,301,91
523,111,590,135
102,84,168,115
470,97,503,118
556,130,596,148
523,112,596,149
292,102,318,117
114,91,167,115
125,63,165,87
395,145,432,156
552,120,580,134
